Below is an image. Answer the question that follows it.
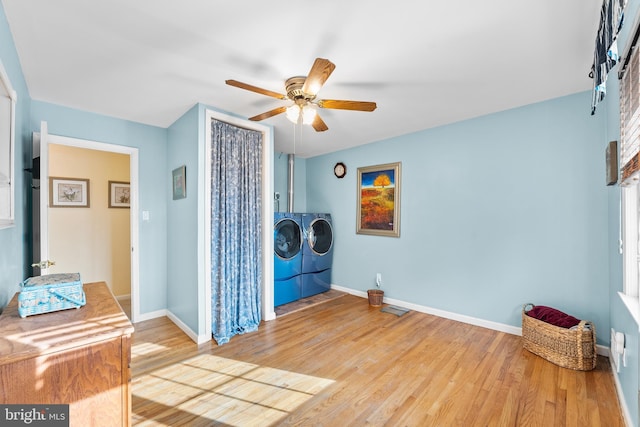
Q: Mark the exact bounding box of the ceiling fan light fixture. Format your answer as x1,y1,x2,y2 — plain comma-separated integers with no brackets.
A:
226,57,376,132
286,104,300,123
302,104,317,125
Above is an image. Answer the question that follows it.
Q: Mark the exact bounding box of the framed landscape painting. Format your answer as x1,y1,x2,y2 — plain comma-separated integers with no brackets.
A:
356,162,401,237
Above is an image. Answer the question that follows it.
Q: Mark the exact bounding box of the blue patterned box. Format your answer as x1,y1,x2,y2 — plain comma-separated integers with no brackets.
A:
18,273,86,318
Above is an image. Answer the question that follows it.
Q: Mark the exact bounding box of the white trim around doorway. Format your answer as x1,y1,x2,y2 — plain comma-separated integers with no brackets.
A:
43,133,140,322
202,109,274,344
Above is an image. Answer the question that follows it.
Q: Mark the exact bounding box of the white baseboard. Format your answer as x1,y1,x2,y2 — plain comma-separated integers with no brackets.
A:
165,310,209,344
264,309,276,321
331,284,611,357
332,284,523,334
608,353,634,427
136,308,167,323
136,308,208,345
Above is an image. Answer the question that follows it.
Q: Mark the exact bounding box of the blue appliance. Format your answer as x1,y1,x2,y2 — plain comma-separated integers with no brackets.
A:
274,212,303,306
301,213,334,298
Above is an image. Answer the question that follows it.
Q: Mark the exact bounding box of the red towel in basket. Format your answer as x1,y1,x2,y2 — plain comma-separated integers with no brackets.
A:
526,305,581,329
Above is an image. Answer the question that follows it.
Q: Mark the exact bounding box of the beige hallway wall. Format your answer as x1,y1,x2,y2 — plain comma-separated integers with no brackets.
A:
49,144,131,296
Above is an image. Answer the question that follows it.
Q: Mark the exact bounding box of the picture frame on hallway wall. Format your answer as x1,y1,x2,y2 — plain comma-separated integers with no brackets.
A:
49,177,90,208
172,165,187,200
108,181,130,208
356,162,401,237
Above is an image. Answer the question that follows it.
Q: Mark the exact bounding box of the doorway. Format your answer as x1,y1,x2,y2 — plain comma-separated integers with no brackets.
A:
203,109,274,342
33,129,140,321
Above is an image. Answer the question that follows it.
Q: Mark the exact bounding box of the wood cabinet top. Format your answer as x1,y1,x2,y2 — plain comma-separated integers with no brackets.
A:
0,281,134,365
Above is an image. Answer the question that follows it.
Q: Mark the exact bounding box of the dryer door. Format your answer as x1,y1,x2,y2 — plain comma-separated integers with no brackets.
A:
274,218,302,259
308,218,333,256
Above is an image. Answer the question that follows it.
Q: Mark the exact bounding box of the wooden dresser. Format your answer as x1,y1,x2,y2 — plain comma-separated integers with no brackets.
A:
0,281,134,426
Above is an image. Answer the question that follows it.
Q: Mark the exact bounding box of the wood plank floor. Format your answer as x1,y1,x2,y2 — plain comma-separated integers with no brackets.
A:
130,294,625,426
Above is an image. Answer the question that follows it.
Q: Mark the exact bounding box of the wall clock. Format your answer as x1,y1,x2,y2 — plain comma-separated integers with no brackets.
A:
334,162,346,178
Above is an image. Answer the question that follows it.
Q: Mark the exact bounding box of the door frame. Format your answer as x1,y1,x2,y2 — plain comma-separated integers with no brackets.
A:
38,129,140,322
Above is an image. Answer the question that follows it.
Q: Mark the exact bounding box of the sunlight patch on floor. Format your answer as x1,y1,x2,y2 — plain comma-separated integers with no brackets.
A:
132,353,334,426
131,341,170,358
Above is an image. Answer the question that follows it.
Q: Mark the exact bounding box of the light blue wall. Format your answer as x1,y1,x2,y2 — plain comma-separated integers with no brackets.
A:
29,101,169,315
274,152,306,213
274,153,288,212
166,104,199,331
0,4,32,307
293,157,307,212
307,91,609,333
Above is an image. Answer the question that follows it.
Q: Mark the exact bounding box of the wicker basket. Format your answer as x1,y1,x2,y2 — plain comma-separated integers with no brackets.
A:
521,303,596,371
367,289,384,307
18,273,86,318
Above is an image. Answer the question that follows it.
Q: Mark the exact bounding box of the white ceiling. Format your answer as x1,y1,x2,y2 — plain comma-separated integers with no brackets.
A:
2,0,602,158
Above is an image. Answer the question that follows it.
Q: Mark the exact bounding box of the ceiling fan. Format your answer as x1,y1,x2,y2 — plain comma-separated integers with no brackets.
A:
226,58,377,132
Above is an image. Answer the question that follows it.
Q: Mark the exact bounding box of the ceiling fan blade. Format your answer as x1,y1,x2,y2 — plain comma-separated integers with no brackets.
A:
318,99,377,112
226,79,286,100
302,58,336,96
249,106,287,121
311,113,328,132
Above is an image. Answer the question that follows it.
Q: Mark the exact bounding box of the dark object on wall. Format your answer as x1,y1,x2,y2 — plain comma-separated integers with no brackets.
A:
24,156,40,179
606,140,618,186
32,156,40,179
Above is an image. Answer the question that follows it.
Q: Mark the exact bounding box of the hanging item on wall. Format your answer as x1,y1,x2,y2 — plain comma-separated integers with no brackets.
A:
49,177,90,208
172,165,186,200
356,162,401,237
606,140,618,186
108,181,130,208
334,162,346,179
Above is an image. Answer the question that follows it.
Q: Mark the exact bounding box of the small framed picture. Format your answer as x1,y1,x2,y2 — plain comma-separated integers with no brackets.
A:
172,165,186,200
108,181,130,208
606,140,618,186
356,162,401,237
49,177,90,208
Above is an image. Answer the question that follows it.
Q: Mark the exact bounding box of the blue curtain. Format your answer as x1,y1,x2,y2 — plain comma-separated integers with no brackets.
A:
210,119,263,345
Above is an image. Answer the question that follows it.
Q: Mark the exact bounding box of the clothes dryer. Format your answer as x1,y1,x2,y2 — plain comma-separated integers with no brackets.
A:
274,212,303,306
301,213,333,298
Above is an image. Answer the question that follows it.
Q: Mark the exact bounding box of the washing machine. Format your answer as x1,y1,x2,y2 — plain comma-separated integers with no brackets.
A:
301,213,333,298
274,212,303,306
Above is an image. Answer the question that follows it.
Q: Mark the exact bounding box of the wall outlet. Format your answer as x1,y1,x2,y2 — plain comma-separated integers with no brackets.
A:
376,273,382,287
